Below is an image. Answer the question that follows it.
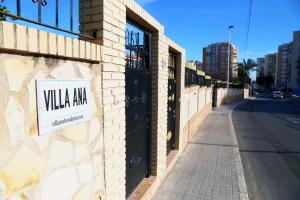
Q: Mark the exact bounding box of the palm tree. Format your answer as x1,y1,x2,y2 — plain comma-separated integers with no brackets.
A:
237,59,257,88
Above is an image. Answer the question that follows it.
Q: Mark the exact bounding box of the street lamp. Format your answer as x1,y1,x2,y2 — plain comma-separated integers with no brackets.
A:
227,25,234,91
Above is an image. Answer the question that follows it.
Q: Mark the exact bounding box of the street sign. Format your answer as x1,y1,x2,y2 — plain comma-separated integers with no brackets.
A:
36,80,92,136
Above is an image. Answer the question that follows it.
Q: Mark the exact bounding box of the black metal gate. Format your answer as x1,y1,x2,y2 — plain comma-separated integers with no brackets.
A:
212,85,217,107
125,22,151,197
167,52,176,154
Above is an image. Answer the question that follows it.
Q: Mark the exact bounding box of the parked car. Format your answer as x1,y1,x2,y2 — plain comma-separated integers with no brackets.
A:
283,92,291,98
272,91,283,99
291,93,300,99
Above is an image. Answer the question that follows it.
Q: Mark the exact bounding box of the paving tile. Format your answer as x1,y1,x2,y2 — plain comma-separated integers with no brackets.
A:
152,105,245,200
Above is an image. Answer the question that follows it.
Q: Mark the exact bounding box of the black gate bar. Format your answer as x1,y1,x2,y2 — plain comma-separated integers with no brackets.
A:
16,0,20,16
55,0,58,27
0,0,93,39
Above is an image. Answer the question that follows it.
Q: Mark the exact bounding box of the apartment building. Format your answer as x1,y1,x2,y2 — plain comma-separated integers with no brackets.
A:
277,43,293,89
256,57,265,77
257,30,300,91
291,31,300,90
202,42,239,81
264,53,277,83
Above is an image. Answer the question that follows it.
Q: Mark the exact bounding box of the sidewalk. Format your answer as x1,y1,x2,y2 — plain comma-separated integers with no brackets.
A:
152,103,248,200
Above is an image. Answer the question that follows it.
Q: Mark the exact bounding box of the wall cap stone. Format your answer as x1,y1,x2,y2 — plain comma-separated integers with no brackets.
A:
167,38,185,54
0,21,102,63
184,85,200,93
125,0,164,33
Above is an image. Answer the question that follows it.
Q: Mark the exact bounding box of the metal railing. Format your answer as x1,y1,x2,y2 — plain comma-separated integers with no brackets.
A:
185,68,197,87
0,0,93,39
185,67,226,88
185,68,208,87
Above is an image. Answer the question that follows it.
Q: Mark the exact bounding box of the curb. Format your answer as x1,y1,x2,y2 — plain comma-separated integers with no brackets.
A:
228,100,250,200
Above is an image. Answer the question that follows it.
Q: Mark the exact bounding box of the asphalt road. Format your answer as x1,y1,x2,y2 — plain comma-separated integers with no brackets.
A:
232,96,300,200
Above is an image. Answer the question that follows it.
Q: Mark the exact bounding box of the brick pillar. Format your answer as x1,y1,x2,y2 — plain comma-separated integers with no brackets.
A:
150,32,168,178
80,0,127,200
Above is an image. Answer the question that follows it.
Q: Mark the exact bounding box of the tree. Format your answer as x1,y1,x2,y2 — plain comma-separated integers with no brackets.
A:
236,59,257,88
256,76,274,90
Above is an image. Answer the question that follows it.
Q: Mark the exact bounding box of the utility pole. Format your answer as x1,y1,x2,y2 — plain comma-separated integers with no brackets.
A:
227,25,234,91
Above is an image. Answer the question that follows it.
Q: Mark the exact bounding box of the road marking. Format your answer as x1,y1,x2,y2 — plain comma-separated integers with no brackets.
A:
285,117,300,124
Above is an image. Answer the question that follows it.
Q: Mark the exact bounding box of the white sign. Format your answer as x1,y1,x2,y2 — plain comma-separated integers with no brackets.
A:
36,80,92,136
161,59,167,71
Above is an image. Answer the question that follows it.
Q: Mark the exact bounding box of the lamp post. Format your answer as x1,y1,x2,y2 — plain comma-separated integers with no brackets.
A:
227,25,234,91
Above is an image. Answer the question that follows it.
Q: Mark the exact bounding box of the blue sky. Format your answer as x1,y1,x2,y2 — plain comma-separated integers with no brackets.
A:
136,0,300,63
1,0,80,38
2,0,299,79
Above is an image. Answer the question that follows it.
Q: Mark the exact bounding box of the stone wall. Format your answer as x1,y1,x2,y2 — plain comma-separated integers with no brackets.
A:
0,49,105,200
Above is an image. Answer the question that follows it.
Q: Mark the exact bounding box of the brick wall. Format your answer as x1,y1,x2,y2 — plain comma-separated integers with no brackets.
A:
100,1,127,199
80,0,175,199
150,32,168,178
0,1,249,200
167,39,186,151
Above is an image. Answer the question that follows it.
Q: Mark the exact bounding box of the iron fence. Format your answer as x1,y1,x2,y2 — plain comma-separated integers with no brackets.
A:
185,68,209,87
205,79,212,87
196,75,205,86
185,68,197,86
0,0,93,39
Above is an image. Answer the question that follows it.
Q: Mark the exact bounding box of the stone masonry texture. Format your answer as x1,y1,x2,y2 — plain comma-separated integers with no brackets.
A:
0,53,105,200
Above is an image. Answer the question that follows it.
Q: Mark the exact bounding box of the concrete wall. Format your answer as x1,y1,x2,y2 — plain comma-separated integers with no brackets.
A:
214,88,248,107
0,22,104,200
181,86,212,145
243,88,250,99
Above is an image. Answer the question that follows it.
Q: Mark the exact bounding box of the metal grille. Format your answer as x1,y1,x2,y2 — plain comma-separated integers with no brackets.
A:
197,75,205,85
125,22,151,197
167,52,176,154
185,68,197,86
125,26,150,70
0,0,93,39
205,79,212,87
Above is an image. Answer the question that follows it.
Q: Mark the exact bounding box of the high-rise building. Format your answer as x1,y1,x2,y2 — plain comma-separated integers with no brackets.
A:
256,57,265,77
264,53,277,83
276,43,293,89
202,42,238,81
232,48,239,78
291,31,300,90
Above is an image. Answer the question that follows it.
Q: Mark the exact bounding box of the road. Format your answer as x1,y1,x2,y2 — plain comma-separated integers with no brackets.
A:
232,96,300,200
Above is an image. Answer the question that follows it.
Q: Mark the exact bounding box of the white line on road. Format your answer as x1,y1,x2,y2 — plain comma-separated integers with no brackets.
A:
285,117,300,124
